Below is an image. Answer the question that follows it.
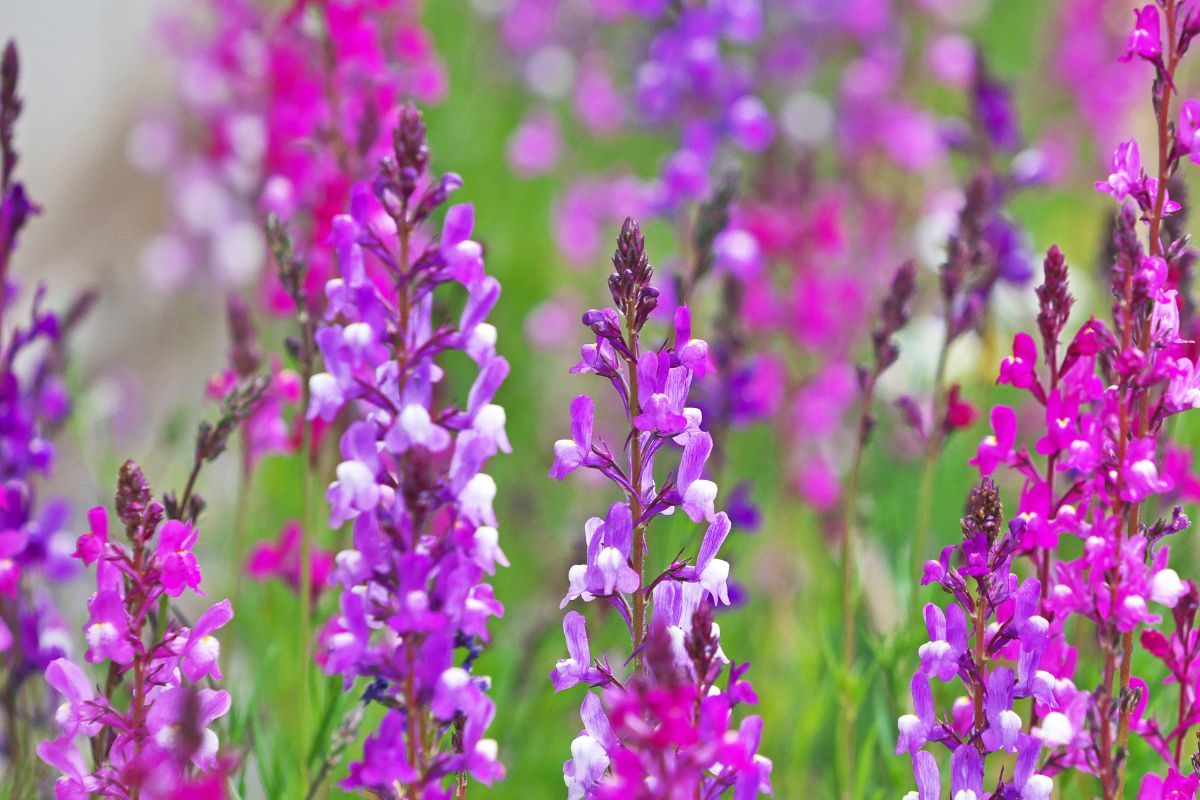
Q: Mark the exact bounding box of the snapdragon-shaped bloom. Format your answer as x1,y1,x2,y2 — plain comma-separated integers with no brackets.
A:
901,480,1055,799
39,461,234,798
136,0,447,307
550,218,770,797
310,104,507,796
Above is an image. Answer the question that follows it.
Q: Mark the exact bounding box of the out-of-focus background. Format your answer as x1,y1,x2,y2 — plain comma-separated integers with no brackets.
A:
3,1,1199,797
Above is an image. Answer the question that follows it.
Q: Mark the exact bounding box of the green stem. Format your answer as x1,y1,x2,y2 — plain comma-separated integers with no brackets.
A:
911,338,950,583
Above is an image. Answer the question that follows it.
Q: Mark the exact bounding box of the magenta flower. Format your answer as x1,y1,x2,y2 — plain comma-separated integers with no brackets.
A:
1095,139,1143,201
998,332,1039,390
969,404,1017,476
45,658,101,738
1120,5,1163,64
1179,99,1200,165
1138,769,1200,800
72,505,108,565
156,519,202,597
36,737,99,799
42,461,233,796
245,521,334,599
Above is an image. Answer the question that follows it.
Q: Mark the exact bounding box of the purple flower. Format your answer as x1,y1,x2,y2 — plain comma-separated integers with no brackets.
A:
552,395,598,480
918,602,967,682
678,432,718,523
673,306,715,379
179,599,233,682
552,611,606,692
550,219,767,796
312,105,508,793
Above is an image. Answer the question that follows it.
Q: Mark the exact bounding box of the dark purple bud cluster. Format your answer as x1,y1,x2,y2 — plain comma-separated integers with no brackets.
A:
607,217,659,333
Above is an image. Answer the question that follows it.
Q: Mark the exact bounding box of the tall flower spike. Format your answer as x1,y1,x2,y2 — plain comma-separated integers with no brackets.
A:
310,103,507,797
39,462,234,797
0,39,89,780
913,9,1200,794
900,479,1054,798
550,220,771,798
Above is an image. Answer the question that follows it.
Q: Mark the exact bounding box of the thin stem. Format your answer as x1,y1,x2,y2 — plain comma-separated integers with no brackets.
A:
836,384,875,800
912,337,951,580
972,591,987,753
228,438,254,628
626,331,647,661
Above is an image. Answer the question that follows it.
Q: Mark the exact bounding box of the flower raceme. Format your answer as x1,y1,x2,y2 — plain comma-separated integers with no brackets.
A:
38,461,233,799
308,103,508,797
549,218,771,799
0,39,91,775
904,5,1200,796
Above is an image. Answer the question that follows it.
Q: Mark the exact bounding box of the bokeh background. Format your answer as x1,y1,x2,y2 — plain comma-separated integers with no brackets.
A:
3,0,1200,797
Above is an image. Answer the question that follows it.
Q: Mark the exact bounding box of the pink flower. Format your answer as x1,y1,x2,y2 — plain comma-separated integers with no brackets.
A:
1120,6,1162,64
156,520,202,597
970,405,1017,477
506,111,561,177
1137,768,1199,800
998,332,1038,389
245,522,334,599
1095,139,1143,201
84,589,133,666
72,506,108,565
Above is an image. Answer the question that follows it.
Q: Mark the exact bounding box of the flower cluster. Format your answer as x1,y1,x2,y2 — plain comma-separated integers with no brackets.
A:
549,218,771,798
931,6,1200,794
900,479,1055,799
38,461,233,799
135,0,446,307
0,40,88,763
309,104,508,796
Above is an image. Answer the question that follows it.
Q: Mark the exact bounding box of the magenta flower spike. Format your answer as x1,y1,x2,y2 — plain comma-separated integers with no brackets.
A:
309,103,508,797
549,218,771,798
905,5,1200,794
38,461,234,797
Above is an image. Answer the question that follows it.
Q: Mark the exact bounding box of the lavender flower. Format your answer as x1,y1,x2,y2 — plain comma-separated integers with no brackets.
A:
550,218,771,798
900,480,1055,799
310,104,507,797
